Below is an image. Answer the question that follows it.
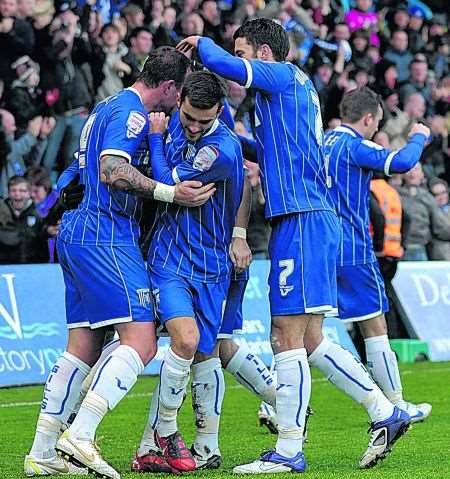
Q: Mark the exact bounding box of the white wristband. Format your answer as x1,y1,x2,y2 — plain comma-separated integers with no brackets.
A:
154,182,175,203
232,227,247,239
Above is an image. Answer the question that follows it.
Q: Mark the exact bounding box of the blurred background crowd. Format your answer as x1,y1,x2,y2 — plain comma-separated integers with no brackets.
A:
0,0,448,277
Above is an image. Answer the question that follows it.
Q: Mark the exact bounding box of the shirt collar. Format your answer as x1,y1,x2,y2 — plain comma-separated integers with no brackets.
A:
126,87,143,105
335,125,363,138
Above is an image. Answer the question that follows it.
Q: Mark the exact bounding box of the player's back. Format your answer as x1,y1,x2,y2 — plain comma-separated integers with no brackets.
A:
149,114,244,282
324,125,376,266
251,62,333,218
59,89,149,247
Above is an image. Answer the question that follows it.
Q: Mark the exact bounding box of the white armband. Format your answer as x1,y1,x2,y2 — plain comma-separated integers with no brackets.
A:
154,182,175,203
232,227,247,239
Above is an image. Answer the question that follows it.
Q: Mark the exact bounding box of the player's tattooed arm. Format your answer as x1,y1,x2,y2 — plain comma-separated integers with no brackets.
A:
100,155,157,198
100,153,216,205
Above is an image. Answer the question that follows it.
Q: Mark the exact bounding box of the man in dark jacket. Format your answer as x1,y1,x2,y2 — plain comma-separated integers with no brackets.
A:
0,0,35,86
0,175,49,263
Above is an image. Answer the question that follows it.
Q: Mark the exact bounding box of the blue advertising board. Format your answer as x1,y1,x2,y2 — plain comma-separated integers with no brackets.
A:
0,265,67,387
0,262,357,386
393,261,450,362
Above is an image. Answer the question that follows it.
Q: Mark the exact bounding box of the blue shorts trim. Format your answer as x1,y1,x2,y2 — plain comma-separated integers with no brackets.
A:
218,279,247,338
57,240,154,328
336,262,388,322
149,267,229,354
268,211,339,316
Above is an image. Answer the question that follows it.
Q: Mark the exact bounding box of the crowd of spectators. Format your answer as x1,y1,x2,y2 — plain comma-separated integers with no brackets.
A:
0,0,448,267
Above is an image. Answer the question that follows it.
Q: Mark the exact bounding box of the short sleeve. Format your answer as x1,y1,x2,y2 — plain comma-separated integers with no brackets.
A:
173,144,235,184
100,103,149,162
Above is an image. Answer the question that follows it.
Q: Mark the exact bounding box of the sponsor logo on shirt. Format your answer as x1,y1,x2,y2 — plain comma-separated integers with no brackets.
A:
126,111,147,139
193,145,219,171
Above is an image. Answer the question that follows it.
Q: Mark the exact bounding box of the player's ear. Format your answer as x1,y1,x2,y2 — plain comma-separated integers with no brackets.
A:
258,44,273,61
162,79,175,96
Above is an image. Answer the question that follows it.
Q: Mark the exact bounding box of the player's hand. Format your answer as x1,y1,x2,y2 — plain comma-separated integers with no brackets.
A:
177,36,201,54
408,123,430,139
174,181,216,207
149,112,169,134
60,182,85,209
229,237,252,273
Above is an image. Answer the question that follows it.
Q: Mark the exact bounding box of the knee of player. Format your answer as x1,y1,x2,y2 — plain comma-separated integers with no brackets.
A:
172,332,199,358
218,338,238,367
359,315,387,338
140,343,158,366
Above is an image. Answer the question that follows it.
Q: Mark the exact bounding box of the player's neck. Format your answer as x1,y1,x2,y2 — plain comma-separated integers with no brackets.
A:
131,82,159,111
341,122,366,139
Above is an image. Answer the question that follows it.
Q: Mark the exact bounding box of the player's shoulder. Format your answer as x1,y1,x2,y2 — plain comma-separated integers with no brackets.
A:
207,119,240,149
195,121,241,167
110,89,147,116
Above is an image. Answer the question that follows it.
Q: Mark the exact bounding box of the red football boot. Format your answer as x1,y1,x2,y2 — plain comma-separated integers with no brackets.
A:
156,432,196,472
131,450,177,474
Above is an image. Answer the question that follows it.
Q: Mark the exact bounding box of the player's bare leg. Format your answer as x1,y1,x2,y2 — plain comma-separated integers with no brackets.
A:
359,315,432,423
57,322,157,479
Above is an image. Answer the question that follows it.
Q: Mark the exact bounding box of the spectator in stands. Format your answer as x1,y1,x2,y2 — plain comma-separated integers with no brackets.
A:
407,5,427,54
0,175,49,263
27,166,60,260
371,170,409,336
181,0,200,17
27,166,58,218
344,0,379,46
152,6,180,47
421,115,449,179
428,177,450,260
3,55,46,135
180,12,204,38
17,0,35,20
92,23,136,101
30,0,54,35
331,22,351,43
382,93,426,149
389,4,409,32
374,59,398,93
0,0,35,86
384,30,413,84
200,0,222,44
0,109,53,198
120,3,144,32
397,163,450,261
37,6,93,177
349,29,370,69
315,52,346,125
430,35,449,81
429,177,450,213
399,54,432,109
127,27,153,72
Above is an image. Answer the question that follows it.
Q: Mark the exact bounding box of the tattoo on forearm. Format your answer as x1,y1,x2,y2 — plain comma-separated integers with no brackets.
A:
101,155,156,198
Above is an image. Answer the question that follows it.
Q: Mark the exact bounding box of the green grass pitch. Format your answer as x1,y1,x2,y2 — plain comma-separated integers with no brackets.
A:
1,361,449,479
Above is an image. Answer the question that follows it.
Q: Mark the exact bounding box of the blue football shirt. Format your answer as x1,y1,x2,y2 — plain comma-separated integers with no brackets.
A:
59,88,150,246
198,38,334,219
324,125,426,266
148,112,244,282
